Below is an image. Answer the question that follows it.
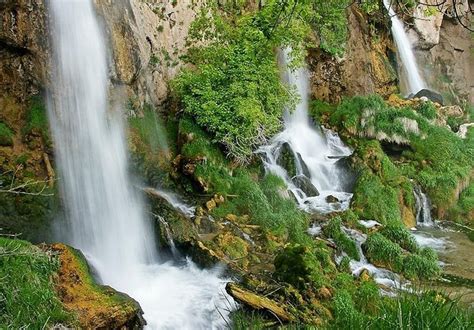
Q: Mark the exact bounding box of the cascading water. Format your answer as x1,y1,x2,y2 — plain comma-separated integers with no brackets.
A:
414,186,434,227
259,49,353,214
383,0,425,95
47,1,233,328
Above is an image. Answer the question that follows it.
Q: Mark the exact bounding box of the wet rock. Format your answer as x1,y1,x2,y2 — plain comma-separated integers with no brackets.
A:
276,142,297,178
326,195,339,203
226,283,295,322
359,268,371,282
205,199,217,212
292,175,319,197
413,89,443,105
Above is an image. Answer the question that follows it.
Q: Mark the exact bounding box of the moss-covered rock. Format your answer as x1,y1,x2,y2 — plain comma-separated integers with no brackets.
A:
48,243,144,329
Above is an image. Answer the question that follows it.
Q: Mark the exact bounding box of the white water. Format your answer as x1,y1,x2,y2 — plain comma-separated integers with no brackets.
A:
414,186,434,227
383,0,425,95
47,1,233,328
259,49,353,214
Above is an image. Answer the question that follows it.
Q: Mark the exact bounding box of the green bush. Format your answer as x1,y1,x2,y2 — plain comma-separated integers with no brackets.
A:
0,122,14,146
0,238,72,328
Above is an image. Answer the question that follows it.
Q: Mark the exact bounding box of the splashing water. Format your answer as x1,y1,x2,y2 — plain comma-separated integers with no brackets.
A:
47,1,233,328
259,49,353,214
383,0,426,95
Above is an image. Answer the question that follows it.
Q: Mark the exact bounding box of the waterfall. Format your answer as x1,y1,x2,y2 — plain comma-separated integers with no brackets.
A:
414,186,434,227
47,1,233,328
383,0,425,95
259,49,353,214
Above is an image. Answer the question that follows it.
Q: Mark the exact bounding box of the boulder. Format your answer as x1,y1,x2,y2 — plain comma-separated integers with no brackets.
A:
413,89,444,105
276,142,297,178
326,195,339,203
292,175,319,197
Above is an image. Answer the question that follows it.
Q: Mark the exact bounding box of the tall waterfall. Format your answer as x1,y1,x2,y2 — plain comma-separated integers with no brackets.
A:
48,1,232,328
259,50,353,214
383,0,425,95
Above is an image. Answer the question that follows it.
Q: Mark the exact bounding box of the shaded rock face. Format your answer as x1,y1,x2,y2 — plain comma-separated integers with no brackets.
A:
413,89,444,105
308,5,398,103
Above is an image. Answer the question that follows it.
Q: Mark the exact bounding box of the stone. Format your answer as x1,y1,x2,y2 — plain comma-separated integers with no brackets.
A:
292,175,320,197
359,268,371,282
213,194,225,205
326,195,339,203
317,287,333,300
226,283,295,322
205,199,217,212
276,142,297,178
413,89,444,105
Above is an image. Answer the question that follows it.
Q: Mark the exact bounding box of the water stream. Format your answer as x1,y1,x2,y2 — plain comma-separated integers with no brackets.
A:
414,186,434,227
383,0,426,95
259,49,353,214
47,1,233,328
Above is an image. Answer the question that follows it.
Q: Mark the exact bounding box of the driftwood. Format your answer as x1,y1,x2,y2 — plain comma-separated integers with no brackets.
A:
225,283,295,323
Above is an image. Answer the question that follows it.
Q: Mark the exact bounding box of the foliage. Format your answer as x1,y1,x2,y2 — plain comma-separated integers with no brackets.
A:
447,182,474,225
322,217,360,261
274,244,328,290
379,224,419,253
0,122,14,146
0,238,72,328
330,95,474,215
415,101,437,120
363,232,403,272
402,248,440,280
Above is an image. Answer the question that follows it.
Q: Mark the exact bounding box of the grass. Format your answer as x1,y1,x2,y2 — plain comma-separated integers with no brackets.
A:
363,233,404,272
0,238,72,328
379,224,419,253
322,217,359,261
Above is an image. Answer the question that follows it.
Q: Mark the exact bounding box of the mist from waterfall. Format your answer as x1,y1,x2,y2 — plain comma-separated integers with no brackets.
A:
47,1,232,328
383,0,425,95
259,49,353,214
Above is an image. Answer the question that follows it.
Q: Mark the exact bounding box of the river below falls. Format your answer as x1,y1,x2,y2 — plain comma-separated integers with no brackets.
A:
413,225,474,308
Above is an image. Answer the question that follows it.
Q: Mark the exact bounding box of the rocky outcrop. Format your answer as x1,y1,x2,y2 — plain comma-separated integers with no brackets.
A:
95,0,202,108
308,4,398,103
410,2,473,104
47,243,145,329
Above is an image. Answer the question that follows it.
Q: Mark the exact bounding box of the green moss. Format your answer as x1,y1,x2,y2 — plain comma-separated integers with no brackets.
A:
0,122,14,146
0,238,72,328
23,96,50,144
415,101,437,120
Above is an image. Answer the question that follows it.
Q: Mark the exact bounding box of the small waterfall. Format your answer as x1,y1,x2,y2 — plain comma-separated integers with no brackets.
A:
259,49,353,214
414,186,434,227
47,1,233,328
146,187,196,218
383,0,426,95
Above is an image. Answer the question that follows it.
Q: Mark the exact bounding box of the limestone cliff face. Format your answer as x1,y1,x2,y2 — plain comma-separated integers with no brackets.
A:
308,5,398,104
95,0,202,108
409,1,473,105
